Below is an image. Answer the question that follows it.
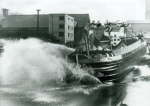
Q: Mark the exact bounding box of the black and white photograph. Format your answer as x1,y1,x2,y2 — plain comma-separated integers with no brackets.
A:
0,0,150,106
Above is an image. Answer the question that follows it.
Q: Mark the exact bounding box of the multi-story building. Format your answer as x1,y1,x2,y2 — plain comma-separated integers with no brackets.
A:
69,14,90,48
0,9,90,46
0,9,7,28
0,14,49,40
49,14,74,44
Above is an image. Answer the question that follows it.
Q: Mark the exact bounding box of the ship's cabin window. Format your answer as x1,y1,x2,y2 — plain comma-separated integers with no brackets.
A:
78,55,88,59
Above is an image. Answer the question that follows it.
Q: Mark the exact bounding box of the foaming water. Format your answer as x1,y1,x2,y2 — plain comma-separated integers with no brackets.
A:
1,38,150,106
0,38,98,86
123,63,150,106
124,81,150,106
134,65,150,76
142,54,150,60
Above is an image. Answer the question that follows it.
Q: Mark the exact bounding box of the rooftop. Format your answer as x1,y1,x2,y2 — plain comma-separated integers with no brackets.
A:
69,14,90,27
0,13,90,28
50,13,90,27
127,20,150,24
0,14,49,28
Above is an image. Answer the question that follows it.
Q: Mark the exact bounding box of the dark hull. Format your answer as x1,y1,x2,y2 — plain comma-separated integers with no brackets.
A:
85,46,146,82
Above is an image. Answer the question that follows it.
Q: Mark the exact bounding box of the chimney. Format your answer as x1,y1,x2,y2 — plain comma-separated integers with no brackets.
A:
2,8,9,17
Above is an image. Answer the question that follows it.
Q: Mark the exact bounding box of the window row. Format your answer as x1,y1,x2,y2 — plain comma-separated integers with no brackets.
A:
68,26,74,30
59,24,74,31
59,16,74,22
58,32,74,39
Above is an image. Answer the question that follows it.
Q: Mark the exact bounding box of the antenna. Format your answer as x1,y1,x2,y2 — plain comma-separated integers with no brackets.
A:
36,9,40,35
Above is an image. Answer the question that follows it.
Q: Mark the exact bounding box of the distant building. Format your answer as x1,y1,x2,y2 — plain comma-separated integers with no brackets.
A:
0,15,3,28
127,20,150,33
69,14,90,48
49,14,74,44
69,14,90,28
49,14,90,46
0,9,6,27
2,8,9,17
0,14,49,40
146,0,150,20
0,9,90,46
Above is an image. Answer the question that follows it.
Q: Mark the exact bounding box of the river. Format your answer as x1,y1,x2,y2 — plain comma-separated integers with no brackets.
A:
0,38,150,106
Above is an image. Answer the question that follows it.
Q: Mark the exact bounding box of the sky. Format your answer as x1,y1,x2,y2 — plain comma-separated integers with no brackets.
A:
0,0,146,22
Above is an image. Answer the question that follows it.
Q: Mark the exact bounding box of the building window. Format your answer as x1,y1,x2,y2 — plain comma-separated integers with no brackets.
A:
68,33,73,39
59,16,64,21
71,26,74,30
68,26,73,31
59,32,64,37
59,24,64,29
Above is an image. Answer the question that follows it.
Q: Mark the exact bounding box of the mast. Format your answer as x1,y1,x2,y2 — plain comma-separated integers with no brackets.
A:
105,22,112,50
84,23,90,57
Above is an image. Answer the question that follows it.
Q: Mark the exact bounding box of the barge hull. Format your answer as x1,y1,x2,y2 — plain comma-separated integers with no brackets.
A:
84,46,146,82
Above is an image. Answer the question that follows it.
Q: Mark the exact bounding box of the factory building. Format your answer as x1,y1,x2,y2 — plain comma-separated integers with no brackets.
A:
49,14,74,44
0,9,90,45
0,14,49,40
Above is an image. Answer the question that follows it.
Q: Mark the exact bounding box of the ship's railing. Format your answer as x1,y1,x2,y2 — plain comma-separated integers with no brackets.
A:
93,51,122,62
100,55,122,62
113,40,146,55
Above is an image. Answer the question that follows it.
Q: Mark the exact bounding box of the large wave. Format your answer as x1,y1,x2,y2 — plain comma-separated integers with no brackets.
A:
0,38,100,86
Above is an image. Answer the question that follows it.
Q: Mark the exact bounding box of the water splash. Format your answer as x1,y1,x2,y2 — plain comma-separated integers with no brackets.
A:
0,38,100,86
134,65,150,76
142,54,150,60
124,81,150,106
121,65,150,106
32,92,62,103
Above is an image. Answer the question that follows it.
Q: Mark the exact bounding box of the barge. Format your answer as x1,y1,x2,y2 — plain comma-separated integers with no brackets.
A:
68,22,147,82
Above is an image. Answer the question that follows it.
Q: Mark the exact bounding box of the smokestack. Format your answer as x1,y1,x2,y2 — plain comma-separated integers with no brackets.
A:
2,8,9,17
